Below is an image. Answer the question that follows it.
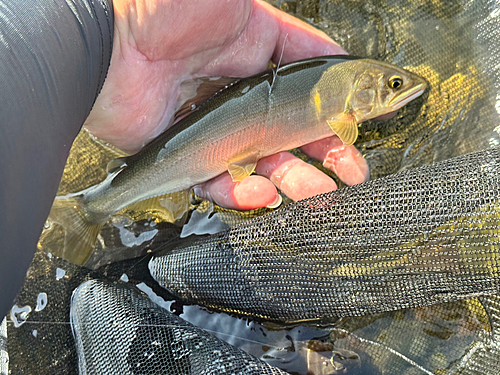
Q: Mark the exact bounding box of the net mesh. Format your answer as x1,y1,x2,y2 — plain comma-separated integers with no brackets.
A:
70,280,288,375
5,0,500,374
149,146,500,322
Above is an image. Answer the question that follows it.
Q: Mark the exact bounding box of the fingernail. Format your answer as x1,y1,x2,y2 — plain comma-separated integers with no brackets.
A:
193,186,206,200
266,194,283,209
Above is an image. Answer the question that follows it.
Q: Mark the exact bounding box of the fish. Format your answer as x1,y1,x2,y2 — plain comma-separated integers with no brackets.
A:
49,55,427,255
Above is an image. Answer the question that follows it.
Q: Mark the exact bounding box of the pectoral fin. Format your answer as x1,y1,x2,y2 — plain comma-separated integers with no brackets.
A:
327,116,359,146
176,76,241,120
228,152,260,182
106,157,127,174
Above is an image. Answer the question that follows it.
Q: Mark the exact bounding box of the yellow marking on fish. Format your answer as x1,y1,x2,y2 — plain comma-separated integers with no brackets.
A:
313,90,322,116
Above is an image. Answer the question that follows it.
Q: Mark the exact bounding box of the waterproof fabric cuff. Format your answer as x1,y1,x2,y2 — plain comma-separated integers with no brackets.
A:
0,0,114,317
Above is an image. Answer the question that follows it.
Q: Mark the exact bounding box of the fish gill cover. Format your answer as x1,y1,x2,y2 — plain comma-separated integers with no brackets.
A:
5,0,500,374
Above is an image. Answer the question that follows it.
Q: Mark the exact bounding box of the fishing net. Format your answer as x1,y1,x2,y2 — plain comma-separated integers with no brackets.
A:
4,0,500,374
70,280,288,375
150,146,500,321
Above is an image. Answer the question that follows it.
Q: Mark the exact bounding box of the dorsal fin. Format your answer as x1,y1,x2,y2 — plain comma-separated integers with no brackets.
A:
106,157,127,174
175,76,241,120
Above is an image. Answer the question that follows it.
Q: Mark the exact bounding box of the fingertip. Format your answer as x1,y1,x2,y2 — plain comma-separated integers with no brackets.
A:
232,175,279,210
278,161,337,201
256,152,337,202
300,136,344,161
301,137,370,186
323,147,369,187
194,173,279,211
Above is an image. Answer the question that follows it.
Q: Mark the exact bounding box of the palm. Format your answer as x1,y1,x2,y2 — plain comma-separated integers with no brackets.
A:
84,0,369,210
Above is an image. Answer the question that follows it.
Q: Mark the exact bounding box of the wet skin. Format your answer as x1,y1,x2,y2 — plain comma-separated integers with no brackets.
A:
85,0,369,210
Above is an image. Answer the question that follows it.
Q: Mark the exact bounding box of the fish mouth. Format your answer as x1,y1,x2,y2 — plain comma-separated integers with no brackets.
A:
389,81,427,109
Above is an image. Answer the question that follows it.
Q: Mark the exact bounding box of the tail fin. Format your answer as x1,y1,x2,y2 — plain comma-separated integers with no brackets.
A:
47,195,106,265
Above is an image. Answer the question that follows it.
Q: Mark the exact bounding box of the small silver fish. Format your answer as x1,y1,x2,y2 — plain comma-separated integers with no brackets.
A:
50,56,427,255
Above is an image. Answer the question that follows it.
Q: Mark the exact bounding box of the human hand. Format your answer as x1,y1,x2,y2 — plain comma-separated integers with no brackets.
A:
85,0,369,210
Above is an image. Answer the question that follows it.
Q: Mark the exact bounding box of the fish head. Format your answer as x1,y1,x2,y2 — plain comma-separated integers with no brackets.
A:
351,61,427,121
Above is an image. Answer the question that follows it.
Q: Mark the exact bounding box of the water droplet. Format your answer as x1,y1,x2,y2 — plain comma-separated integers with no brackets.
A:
10,305,31,328
135,283,174,311
35,293,47,311
56,268,66,280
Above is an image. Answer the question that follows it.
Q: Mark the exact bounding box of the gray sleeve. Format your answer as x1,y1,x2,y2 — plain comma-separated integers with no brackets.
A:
0,0,114,316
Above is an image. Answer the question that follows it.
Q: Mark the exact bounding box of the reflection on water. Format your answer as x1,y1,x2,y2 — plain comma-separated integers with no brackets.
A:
9,305,31,328
135,280,364,375
35,293,47,312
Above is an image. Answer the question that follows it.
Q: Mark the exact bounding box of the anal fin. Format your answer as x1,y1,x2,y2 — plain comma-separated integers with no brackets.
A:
106,157,127,174
327,115,359,146
123,190,190,224
228,152,260,182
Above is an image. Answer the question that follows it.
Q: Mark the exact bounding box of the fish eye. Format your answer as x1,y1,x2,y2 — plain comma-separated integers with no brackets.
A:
388,76,403,90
